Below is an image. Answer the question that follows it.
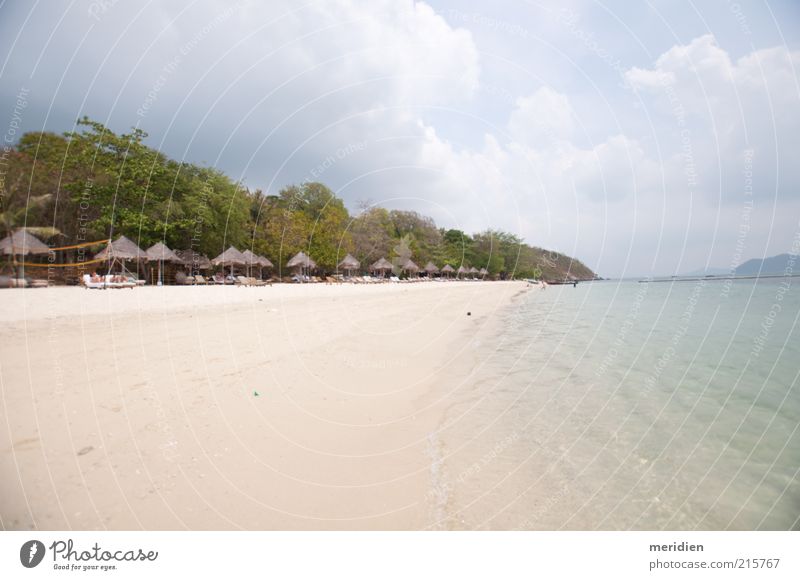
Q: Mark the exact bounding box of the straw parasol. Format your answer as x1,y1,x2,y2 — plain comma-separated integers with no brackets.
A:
0,229,50,279
468,266,479,278
255,255,273,279
241,249,261,277
402,259,419,276
457,265,469,278
0,229,50,255
146,242,183,286
94,235,145,261
423,261,439,276
338,253,360,276
212,246,247,276
286,251,316,269
95,235,146,277
175,249,212,270
146,242,182,263
479,267,488,278
287,251,316,280
441,264,455,278
370,257,393,277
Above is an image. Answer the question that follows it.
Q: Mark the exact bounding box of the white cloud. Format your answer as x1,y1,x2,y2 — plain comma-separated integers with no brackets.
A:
508,86,576,146
2,1,799,277
625,34,800,205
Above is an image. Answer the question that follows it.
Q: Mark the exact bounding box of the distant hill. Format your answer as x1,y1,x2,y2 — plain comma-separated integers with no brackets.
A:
735,254,795,276
683,267,730,277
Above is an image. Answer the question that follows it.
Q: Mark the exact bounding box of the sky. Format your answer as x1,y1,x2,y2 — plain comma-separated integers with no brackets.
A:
1,0,798,278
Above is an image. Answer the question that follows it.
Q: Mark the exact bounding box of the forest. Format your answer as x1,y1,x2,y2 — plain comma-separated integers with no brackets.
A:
0,118,596,281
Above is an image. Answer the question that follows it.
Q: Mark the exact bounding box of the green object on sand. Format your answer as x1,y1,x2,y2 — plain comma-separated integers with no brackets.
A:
254,391,260,397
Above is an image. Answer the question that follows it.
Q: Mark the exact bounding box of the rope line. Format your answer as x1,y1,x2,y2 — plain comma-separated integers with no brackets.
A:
15,257,107,268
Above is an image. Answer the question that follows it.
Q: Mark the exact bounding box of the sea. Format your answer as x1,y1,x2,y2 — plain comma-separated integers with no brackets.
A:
434,277,800,530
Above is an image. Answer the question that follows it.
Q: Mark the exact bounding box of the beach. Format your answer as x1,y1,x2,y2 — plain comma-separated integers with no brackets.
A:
0,281,525,530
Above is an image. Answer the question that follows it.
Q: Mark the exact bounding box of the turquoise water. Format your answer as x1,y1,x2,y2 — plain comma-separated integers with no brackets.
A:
437,278,800,530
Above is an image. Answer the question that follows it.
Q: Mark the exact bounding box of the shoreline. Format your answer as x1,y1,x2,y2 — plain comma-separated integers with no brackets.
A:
0,281,526,530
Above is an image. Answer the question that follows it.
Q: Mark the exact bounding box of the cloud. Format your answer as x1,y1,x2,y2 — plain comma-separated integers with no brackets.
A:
625,34,800,204
1,1,798,277
508,87,576,146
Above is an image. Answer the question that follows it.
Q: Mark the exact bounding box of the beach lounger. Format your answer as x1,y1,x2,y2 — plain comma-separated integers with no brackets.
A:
81,274,134,289
194,275,208,285
83,274,105,289
107,275,135,289
235,276,252,286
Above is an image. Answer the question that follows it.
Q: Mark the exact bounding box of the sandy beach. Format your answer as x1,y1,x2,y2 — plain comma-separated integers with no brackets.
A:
0,281,525,530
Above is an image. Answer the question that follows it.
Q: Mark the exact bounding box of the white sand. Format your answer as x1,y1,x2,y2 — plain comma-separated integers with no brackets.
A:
0,281,526,530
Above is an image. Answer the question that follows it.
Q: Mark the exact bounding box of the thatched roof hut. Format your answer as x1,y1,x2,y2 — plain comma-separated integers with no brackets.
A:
95,235,145,261
338,253,360,270
479,267,488,276
257,255,274,268
0,229,50,255
286,251,316,269
423,261,439,274
469,266,479,274
441,264,455,273
241,249,259,265
402,259,419,272
175,249,212,269
370,257,393,271
456,265,469,277
145,242,183,263
212,246,247,266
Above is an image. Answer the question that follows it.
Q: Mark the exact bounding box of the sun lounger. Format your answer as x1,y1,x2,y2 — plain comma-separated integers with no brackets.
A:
83,274,105,289
194,275,208,285
81,274,135,289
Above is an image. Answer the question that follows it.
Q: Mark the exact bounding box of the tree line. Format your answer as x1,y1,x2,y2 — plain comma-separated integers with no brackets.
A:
0,118,596,280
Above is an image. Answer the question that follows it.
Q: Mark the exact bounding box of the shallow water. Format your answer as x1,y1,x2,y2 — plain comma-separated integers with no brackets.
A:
436,278,800,530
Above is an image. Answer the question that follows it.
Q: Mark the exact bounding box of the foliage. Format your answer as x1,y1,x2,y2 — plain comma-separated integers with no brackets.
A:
3,118,596,281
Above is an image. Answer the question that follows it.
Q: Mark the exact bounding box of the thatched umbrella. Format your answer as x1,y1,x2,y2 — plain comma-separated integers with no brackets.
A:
257,255,274,279
402,259,419,277
95,235,146,277
370,257,393,277
287,251,316,280
146,242,183,286
241,249,261,277
337,253,360,276
457,265,469,278
0,229,50,279
175,249,212,271
212,246,247,277
0,229,50,255
469,266,479,279
423,261,439,277
479,267,488,279
441,264,455,278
